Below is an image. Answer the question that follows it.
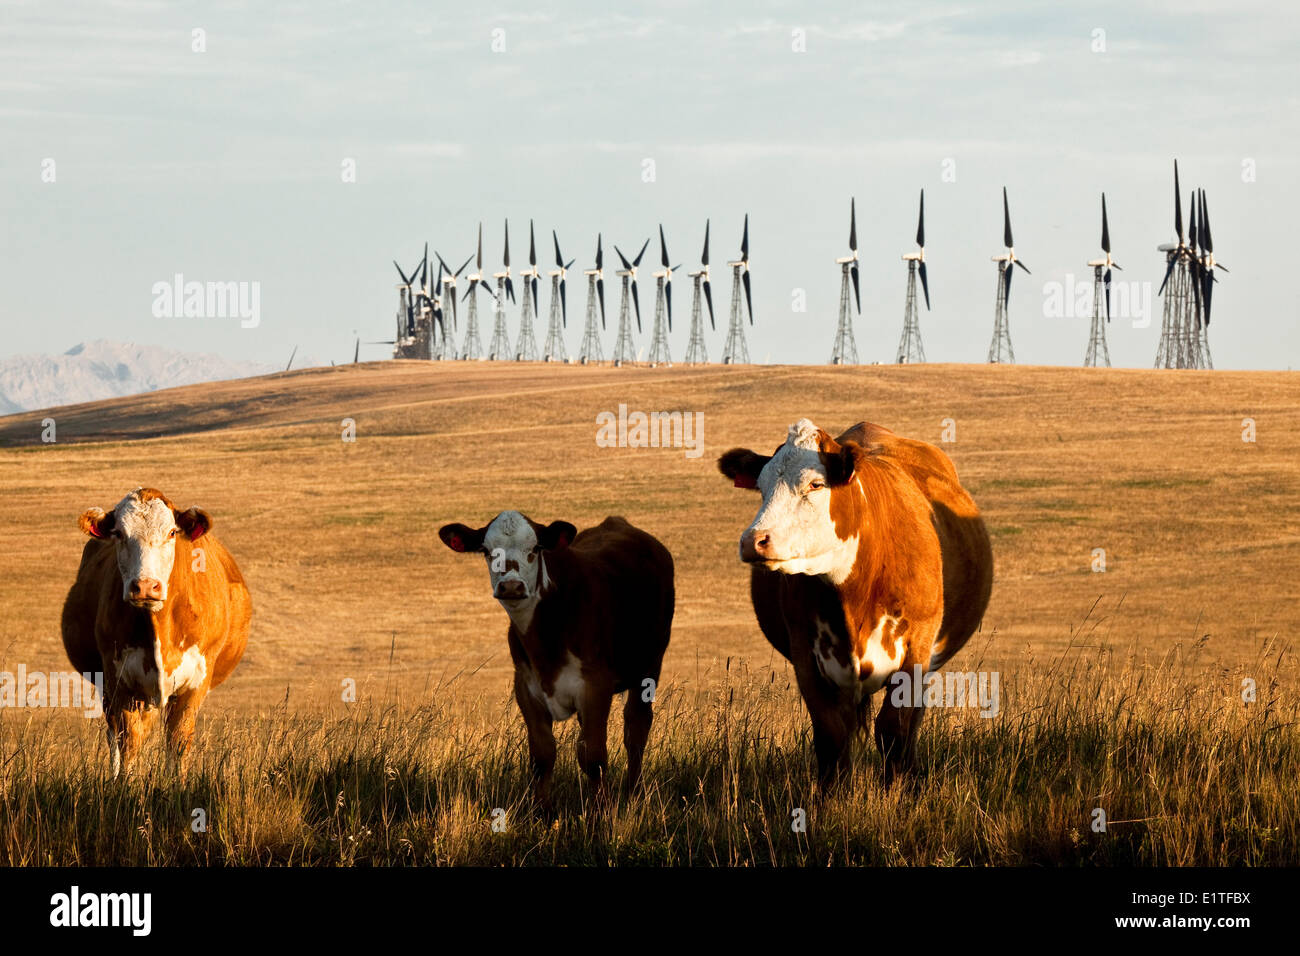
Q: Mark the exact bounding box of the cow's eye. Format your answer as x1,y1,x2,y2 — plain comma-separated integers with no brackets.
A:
168,528,178,538
807,480,826,493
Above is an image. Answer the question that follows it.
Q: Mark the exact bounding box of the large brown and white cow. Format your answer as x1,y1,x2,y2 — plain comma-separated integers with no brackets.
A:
439,512,674,805
719,419,993,788
61,487,251,777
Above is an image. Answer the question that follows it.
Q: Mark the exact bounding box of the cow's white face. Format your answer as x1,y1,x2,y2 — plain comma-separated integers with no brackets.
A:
439,511,576,634
112,493,180,609
725,419,860,583
79,489,210,611
481,511,548,608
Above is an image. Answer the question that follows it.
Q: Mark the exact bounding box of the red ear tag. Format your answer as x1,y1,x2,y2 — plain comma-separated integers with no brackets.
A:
734,475,757,489
190,527,206,542
449,534,464,552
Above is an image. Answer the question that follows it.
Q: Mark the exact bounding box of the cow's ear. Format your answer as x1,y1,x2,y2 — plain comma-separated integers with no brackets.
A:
538,521,577,551
439,522,486,553
717,448,769,490
175,507,212,541
78,508,115,539
821,441,862,486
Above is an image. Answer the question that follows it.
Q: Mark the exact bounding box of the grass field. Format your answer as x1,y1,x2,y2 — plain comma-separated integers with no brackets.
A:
0,361,1296,865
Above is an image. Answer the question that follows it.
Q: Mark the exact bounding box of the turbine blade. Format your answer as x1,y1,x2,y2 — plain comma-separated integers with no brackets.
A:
531,277,538,317
1158,257,1175,296
702,219,710,266
665,280,672,331
660,224,669,268
1203,275,1213,325
1101,193,1110,254
916,189,925,248
1015,259,1030,275
560,279,567,326
614,244,631,272
1103,267,1112,323
741,214,749,261
634,237,650,266
1004,262,1013,304
1201,191,1213,254
506,277,515,304
918,260,930,310
632,280,641,332
849,198,857,252
1174,159,1183,242
1003,186,1013,249
529,220,536,267
703,278,714,329
503,219,510,268
851,262,861,314
595,233,603,270
554,230,563,270
742,269,753,324
456,254,473,277
597,277,606,328
476,223,483,271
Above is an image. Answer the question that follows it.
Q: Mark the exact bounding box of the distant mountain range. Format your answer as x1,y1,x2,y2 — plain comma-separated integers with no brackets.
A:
0,341,299,414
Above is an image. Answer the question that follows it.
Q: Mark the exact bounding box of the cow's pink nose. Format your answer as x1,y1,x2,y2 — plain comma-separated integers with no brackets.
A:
129,578,162,601
740,530,776,562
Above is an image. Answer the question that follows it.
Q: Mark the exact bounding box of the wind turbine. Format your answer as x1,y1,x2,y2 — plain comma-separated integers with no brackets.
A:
1084,193,1120,367
685,220,714,365
896,190,930,364
612,237,649,366
830,200,859,365
1196,189,1226,368
579,233,606,364
544,230,575,362
648,225,679,366
721,214,752,364
489,219,516,360
514,220,541,360
457,224,495,361
987,186,1029,364
436,249,472,357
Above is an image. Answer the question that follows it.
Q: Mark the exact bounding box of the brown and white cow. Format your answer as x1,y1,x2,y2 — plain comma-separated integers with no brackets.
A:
60,487,251,777
719,419,992,788
439,512,674,805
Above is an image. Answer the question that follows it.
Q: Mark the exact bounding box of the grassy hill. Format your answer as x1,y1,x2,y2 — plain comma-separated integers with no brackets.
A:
0,361,1295,865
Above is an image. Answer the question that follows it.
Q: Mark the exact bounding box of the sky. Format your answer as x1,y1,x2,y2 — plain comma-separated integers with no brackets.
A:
1,0,1296,369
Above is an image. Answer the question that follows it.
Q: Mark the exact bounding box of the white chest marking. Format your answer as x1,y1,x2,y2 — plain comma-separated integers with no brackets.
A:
861,615,906,694
813,616,859,689
115,641,207,706
529,653,585,721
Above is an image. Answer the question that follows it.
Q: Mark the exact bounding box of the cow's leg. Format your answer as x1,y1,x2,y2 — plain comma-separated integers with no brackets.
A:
105,702,157,777
622,678,656,796
512,673,556,809
788,641,854,792
164,686,208,780
875,631,940,786
575,684,613,804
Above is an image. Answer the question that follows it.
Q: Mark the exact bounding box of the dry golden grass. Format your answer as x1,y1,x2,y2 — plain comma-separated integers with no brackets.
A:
0,361,1296,865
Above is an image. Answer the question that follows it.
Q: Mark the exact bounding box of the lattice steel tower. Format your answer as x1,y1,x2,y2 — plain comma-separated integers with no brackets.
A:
685,221,713,365
579,234,605,364
1084,193,1118,368
612,237,649,366
489,220,516,360
543,231,574,362
830,199,860,365
896,190,929,364
988,187,1029,364
647,225,678,366
515,220,541,361
721,215,752,364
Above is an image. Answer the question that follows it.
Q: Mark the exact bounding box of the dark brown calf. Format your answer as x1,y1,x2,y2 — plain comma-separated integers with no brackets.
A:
439,511,674,805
